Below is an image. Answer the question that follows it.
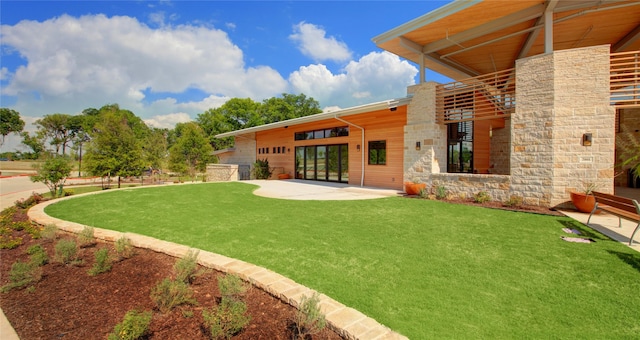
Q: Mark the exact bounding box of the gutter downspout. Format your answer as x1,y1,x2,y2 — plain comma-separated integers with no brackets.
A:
334,116,365,187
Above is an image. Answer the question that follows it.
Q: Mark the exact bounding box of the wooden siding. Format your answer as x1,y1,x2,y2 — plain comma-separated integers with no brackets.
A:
255,106,407,190
474,117,506,174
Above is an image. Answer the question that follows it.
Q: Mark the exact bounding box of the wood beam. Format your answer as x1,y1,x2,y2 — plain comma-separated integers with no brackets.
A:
613,23,640,52
422,4,546,55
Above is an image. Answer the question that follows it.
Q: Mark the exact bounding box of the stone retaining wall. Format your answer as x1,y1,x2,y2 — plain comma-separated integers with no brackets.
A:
205,164,239,182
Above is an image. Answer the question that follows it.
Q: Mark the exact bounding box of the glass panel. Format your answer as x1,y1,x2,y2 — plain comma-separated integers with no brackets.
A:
327,145,339,181
340,144,348,182
314,130,324,139
316,146,327,181
305,146,315,179
295,147,304,179
295,132,306,140
306,131,314,140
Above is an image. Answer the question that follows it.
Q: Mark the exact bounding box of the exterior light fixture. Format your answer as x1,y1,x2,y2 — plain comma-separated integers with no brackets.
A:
356,144,361,151
415,141,421,150
582,133,592,146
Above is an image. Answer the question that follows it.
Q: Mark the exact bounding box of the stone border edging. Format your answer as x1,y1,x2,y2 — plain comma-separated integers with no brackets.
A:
27,196,408,340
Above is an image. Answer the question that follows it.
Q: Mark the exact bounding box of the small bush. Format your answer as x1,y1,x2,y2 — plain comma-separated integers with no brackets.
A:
293,293,326,339
0,230,22,249
27,244,49,266
504,195,523,208
1,260,43,293
218,274,246,299
78,226,96,248
107,309,152,340
435,186,447,200
473,191,491,203
14,192,44,210
63,189,74,197
54,239,80,265
174,250,199,283
203,297,251,340
114,236,134,260
150,278,197,314
88,248,112,276
40,224,58,241
252,158,273,179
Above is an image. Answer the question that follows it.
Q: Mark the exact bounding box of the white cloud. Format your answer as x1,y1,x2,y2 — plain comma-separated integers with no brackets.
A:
289,22,351,62
0,14,287,122
289,51,417,108
144,112,192,129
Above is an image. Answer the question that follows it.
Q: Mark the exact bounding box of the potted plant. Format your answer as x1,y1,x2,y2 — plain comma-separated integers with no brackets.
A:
570,182,598,213
404,178,426,196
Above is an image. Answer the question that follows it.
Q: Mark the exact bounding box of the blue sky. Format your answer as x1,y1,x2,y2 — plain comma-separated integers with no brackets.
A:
1,0,452,151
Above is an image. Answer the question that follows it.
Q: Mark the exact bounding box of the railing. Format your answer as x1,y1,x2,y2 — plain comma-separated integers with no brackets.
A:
436,68,515,124
611,51,640,108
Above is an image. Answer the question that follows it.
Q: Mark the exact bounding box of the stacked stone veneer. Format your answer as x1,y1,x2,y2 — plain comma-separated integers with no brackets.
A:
403,45,616,207
513,45,615,207
404,82,447,183
205,164,239,181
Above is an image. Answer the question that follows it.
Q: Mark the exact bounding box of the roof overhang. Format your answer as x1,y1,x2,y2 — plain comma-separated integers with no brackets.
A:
215,97,412,138
373,0,640,80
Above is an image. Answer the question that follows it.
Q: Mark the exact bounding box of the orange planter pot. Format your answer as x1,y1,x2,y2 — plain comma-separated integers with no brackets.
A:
404,182,426,196
277,173,291,180
570,192,596,213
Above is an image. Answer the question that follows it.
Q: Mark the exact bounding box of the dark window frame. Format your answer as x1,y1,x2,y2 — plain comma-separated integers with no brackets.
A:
368,140,387,165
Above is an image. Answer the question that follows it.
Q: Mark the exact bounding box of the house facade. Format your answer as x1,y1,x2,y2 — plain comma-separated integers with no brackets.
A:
215,0,640,208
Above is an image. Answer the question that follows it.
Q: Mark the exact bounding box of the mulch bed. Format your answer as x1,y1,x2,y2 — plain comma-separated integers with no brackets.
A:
0,229,343,340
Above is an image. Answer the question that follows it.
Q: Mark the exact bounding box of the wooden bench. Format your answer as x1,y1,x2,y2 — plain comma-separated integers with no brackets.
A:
587,191,640,246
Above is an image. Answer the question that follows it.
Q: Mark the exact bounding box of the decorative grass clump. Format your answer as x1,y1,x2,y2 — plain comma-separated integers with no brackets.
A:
45,182,640,339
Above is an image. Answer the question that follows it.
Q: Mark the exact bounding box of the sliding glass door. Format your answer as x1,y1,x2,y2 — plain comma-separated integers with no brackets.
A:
296,144,348,183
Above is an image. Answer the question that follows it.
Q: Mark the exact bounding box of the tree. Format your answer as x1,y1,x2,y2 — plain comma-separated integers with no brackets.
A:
197,98,262,150
20,132,46,159
169,122,213,181
143,128,169,174
84,111,145,188
259,93,321,124
0,108,25,148
31,155,72,198
35,113,83,155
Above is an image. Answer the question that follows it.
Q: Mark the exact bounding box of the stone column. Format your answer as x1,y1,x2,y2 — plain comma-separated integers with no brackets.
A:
404,82,447,184
513,45,615,207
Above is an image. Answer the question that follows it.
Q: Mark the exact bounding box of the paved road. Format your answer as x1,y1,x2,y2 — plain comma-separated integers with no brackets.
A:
0,176,49,210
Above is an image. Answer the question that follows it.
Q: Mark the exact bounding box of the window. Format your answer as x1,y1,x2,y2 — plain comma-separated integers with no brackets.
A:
447,121,473,173
294,126,349,140
368,140,386,165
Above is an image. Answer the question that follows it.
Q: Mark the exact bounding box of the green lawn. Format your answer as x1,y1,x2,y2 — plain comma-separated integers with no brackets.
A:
44,182,640,339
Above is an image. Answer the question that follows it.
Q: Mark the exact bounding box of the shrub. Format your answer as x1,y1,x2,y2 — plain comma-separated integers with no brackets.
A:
78,226,96,248
435,186,447,200
203,297,251,340
0,230,22,249
1,260,43,293
40,224,58,241
218,274,246,300
14,192,44,209
174,250,199,283
150,278,197,313
88,248,112,276
114,236,134,260
27,244,49,266
54,239,80,265
252,158,273,179
107,310,153,340
503,195,523,208
473,191,491,203
293,293,326,339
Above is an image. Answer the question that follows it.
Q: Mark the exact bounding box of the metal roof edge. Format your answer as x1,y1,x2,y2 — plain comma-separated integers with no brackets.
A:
214,97,412,138
371,0,482,45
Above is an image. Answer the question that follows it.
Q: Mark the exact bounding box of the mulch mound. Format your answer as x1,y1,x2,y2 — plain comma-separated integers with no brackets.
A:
0,229,343,340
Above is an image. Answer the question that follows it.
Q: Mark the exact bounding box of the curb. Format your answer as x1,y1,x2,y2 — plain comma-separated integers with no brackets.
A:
26,196,408,340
